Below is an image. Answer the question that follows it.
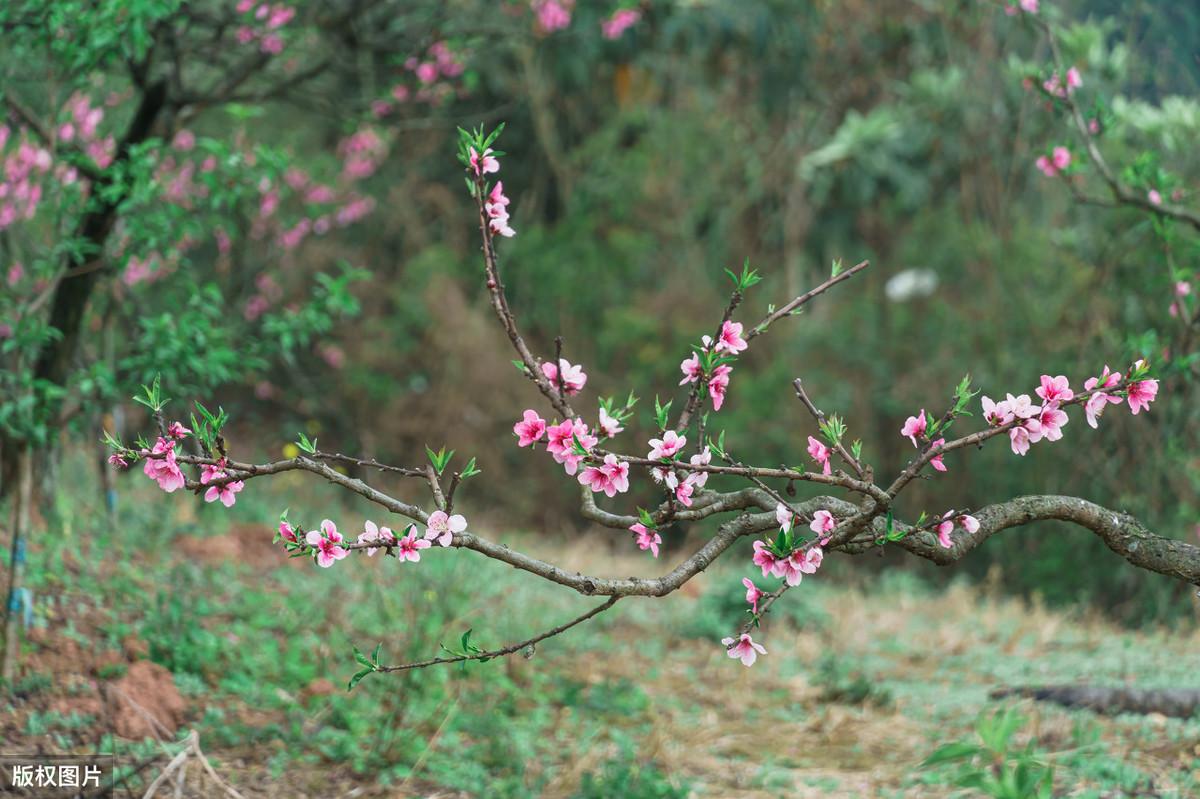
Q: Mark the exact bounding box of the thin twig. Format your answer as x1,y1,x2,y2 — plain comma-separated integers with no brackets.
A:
380,597,620,672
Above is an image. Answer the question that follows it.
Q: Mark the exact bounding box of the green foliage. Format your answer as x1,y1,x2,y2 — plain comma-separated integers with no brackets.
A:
574,750,690,799
922,708,1053,798
812,653,893,708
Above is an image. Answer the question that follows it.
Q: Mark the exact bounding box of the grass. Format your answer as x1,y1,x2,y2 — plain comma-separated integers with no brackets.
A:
3,455,1200,797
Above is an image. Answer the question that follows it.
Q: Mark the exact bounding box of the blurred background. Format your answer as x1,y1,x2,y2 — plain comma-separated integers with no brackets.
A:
2,1,1200,795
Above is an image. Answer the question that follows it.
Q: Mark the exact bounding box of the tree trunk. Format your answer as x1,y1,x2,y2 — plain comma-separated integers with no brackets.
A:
2,446,33,683
991,684,1200,719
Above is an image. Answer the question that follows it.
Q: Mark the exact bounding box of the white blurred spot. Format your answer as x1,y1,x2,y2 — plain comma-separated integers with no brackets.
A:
885,268,939,302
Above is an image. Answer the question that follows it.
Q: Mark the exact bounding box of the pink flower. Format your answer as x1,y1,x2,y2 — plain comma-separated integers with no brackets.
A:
267,4,295,29
107,453,128,469
601,8,641,39
1020,0,1039,11
1051,146,1071,171
307,520,349,567
598,407,624,438
143,437,185,493
809,510,836,539
648,430,686,460
426,510,467,546
721,633,766,667
935,513,955,549
798,546,823,574
679,352,702,385
396,528,432,562
1031,403,1068,442
415,62,438,84
204,476,244,507
807,435,831,476
715,320,747,355
1036,374,1074,403
485,180,516,238
1035,156,1057,178
1006,393,1039,419
171,129,195,151
929,438,947,472
936,513,979,549
1066,66,1082,90
674,473,699,507
469,146,499,176
1083,365,1123,428
742,578,763,614
546,418,597,475
1126,378,1159,415
779,553,806,586
981,395,1012,426
708,364,732,411
1009,425,1031,456
167,421,191,439
278,520,298,543
260,33,284,54
514,409,547,447
1148,189,1163,206
532,0,572,32
631,523,661,557
900,410,927,448
357,520,397,556
776,503,794,533
1176,281,1192,297
687,447,712,488
752,540,780,578
578,453,631,497
541,358,587,395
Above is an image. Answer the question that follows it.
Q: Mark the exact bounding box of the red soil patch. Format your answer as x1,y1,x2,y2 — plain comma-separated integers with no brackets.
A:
105,660,187,739
173,522,297,570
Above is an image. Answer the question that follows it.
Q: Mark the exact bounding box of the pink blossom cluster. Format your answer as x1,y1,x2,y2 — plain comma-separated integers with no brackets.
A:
280,511,467,568
976,368,1156,456
469,147,518,238
339,128,388,181
201,459,245,507
679,319,748,412
373,42,468,116
122,252,170,288
934,512,980,549
244,274,283,321
542,359,586,394
531,0,573,33
723,504,835,666
1036,146,1071,178
629,522,661,557
1170,279,1192,319
234,0,295,54
140,422,193,493
1003,0,1039,15
649,442,710,508
240,144,380,259
601,9,641,39
0,131,52,231
0,94,119,232
1043,67,1082,98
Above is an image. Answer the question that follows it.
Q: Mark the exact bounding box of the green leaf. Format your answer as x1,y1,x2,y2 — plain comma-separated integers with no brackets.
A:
921,741,983,767
347,668,373,692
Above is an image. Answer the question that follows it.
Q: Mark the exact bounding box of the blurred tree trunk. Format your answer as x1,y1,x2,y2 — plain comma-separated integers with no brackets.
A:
2,446,32,683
